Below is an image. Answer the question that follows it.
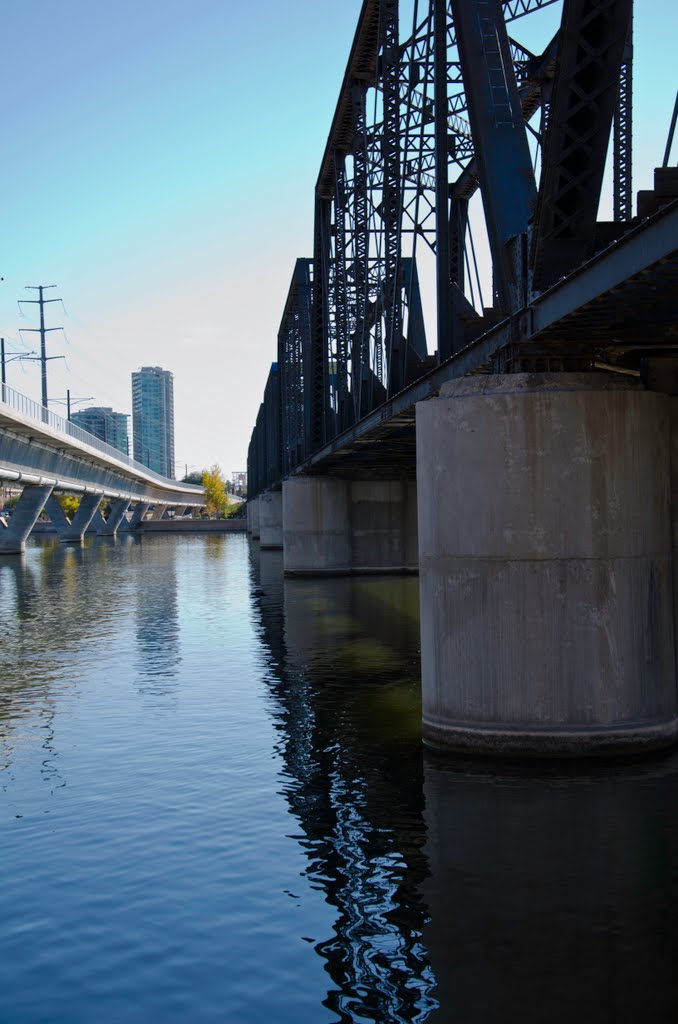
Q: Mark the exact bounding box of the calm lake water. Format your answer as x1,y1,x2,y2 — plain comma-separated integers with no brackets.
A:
1,533,677,1023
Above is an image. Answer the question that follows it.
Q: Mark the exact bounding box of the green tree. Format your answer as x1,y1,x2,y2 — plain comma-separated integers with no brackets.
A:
59,495,81,519
182,470,204,485
202,464,229,518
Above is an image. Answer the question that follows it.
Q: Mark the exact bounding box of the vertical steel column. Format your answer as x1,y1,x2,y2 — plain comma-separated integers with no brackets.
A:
351,83,370,421
310,197,330,452
380,0,404,397
333,157,352,432
433,0,453,359
613,19,633,222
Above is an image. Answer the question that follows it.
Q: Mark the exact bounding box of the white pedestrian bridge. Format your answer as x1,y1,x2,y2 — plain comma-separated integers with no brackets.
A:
0,383,205,553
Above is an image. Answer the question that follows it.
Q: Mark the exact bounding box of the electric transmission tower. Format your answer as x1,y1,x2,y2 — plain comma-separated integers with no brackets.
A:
18,285,64,408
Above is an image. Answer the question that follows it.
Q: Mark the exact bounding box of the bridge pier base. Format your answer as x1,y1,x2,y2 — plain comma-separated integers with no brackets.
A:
45,493,102,544
0,484,53,554
259,491,283,549
416,373,678,757
282,476,417,575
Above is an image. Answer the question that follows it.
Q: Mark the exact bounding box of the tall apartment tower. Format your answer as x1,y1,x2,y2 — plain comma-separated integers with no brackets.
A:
71,406,129,456
131,366,175,478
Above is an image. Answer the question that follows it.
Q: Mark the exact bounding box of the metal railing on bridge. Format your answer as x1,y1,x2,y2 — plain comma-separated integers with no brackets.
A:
0,381,183,488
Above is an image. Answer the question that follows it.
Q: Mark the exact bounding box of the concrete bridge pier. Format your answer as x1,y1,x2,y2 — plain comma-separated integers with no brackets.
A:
45,493,103,544
259,491,283,549
0,484,54,554
416,373,678,757
248,498,261,539
96,498,130,537
282,476,418,575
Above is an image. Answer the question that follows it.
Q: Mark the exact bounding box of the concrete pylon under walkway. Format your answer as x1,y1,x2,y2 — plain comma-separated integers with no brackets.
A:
282,476,418,575
120,502,150,531
0,484,53,554
96,499,130,537
45,493,102,544
416,372,678,757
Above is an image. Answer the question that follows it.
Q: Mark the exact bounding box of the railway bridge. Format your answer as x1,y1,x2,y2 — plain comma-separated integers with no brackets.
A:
246,0,678,756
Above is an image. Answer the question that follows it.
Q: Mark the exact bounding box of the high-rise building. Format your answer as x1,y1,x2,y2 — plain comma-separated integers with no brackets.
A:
71,406,129,456
131,366,175,478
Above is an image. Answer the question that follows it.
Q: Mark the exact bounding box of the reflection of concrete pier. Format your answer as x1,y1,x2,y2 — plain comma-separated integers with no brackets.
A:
248,542,435,1019
422,754,678,1022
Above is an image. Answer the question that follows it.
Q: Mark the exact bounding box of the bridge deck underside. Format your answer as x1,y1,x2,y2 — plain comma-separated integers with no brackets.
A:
297,201,678,481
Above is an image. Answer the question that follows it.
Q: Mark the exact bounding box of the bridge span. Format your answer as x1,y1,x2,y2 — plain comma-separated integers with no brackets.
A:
246,0,678,757
0,383,204,553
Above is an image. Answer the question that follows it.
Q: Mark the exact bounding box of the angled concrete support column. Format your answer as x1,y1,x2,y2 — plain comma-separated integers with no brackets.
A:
259,491,283,549
416,373,678,757
144,504,166,522
119,502,149,532
46,493,102,544
97,499,130,537
0,484,53,554
282,476,418,575
89,508,108,534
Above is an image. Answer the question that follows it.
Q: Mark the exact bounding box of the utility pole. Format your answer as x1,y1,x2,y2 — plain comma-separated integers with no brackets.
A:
18,285,64,409
0,337,38,397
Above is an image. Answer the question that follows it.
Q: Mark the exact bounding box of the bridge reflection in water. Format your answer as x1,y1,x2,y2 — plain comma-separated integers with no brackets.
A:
1,536,676,1022
250,544,678,1023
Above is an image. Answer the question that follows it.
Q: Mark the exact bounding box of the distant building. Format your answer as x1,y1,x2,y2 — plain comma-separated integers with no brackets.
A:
231,471,247,496
131,366,175,478
71,406,129,456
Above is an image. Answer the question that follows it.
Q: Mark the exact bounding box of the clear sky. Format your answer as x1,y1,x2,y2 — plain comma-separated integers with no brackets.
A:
0,1,675,480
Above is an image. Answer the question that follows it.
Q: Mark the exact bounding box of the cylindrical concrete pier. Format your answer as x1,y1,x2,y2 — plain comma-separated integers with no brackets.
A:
248,497,260,540
282,476,418,575
416,373,678,756
259,491,283,549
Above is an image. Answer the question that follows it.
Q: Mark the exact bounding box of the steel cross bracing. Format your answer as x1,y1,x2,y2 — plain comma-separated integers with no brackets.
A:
249,0,643,498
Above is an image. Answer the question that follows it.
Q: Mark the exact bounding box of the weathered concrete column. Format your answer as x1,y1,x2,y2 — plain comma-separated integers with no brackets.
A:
96,498,130,537
259,491,283,549
416,373,678,756
249,498,261,539
282,476,418,575
0,484,53,554
46,493,102,544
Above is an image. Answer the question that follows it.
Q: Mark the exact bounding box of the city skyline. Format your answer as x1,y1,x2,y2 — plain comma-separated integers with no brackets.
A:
0,0,676,476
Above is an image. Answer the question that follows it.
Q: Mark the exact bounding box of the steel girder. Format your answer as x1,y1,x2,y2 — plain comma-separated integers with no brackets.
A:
248,0,637,490
277,259,314,476
450,0,537,313
531,0,633,290
613,21,633,222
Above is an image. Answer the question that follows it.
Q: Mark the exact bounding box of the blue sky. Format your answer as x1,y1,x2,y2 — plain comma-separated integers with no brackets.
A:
0,1,675,478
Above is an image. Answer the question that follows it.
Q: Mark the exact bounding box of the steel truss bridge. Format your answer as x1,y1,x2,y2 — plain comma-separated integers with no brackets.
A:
247,0,678,494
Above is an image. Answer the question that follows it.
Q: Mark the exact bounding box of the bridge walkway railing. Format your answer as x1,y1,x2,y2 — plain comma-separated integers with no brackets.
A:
0,381,179,488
